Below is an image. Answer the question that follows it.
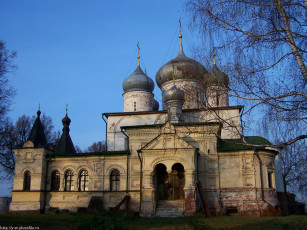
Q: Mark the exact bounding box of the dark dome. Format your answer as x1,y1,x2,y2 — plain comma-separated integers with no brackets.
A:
156,37,208,88
207,64,229,87
153,99,159,111
164,84,184,102
123,65,154,93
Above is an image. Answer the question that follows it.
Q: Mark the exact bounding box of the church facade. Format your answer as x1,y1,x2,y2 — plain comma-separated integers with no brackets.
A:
10,33,280,217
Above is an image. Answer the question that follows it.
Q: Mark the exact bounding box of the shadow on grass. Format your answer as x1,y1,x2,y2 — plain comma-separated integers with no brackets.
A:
0,213,306,230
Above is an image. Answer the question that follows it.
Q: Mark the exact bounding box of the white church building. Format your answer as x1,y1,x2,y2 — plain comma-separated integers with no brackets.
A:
10,32,281,217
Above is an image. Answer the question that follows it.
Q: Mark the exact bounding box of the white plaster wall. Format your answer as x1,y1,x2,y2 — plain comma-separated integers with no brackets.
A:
106,107,241,151
161,80,205,110
206,86,229,107
107,113,165,151
123,91,155,112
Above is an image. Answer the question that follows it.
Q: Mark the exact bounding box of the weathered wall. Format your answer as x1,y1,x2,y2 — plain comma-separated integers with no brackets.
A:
123,91,156,112
161,80,205,110
206,86,229,107
107,107,242,151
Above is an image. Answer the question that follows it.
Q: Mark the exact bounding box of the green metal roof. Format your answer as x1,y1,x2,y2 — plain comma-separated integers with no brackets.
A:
218,136,273,152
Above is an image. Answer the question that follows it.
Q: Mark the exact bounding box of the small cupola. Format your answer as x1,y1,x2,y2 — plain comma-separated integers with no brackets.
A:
164,77,185,123
207,53,229,87
54,108,76,154
205,54,230,107
122,53,154,93
122,43,159,112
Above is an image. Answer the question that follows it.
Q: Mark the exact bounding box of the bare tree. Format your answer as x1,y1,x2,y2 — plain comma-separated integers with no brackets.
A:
0,41,16,135
86,141,106,153
185,0,307,148
75,145,83,153
0,114,60,180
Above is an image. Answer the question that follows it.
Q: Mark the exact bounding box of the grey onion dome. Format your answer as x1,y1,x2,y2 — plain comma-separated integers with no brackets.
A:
207,63,229,87
122,62,155,93
156,35,208,88
164,84,184,102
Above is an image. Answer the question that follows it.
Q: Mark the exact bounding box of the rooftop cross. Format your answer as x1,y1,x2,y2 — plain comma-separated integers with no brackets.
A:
179,18,182,35
178,18,184,56
137,42,140,67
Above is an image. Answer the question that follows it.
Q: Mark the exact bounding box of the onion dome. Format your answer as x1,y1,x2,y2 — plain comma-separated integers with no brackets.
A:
122,55,154,93
164,84,184,102
156,34,208,88
207,54,229,86
54,109,76,154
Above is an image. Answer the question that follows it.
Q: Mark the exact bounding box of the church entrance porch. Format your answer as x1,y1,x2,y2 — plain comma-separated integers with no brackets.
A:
154,163,185,217
154,163,185,201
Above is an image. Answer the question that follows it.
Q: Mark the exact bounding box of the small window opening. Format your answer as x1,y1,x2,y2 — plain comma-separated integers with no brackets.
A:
64,170,74,191
110,169,120,191
208,149,210,154
23,171,31,191
51,170,60,191
79,170,89,191
268,172,273,188
134,102,136,111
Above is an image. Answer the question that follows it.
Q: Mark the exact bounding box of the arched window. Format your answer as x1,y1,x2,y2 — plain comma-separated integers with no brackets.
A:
23,171,31,191
50,170,60,191
78,170,89,191
64,170,74,191
110,169,120,191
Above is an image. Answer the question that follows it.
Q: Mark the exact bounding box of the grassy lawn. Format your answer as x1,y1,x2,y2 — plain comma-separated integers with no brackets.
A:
0,213,306,230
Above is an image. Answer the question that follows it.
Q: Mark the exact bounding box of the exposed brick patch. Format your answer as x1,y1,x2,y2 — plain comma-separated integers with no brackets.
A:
183,191,196,216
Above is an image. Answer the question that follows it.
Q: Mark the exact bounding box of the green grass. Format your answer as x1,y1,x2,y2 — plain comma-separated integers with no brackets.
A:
0,213,306,230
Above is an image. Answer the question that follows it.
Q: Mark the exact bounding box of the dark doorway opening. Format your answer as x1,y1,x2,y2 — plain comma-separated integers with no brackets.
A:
154,163,185,201
155,164,168,200
169,163,185,200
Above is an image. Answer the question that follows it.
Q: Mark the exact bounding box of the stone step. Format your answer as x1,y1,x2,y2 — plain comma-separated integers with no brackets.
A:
155,200,184,217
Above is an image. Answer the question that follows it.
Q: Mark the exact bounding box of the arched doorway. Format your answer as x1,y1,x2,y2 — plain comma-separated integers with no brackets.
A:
155,164,168,200
154,163,185,201
169,163,185,200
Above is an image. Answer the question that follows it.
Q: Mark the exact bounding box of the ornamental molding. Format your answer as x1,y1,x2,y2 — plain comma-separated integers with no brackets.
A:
150,156,189,169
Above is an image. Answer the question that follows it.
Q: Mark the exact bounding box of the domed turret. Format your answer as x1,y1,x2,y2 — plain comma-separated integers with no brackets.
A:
205,54,229,107
122,45,159,112
156,37,208,88
164,84,185,123
164,84,184,102
207,54,229,87
156,32,208,110
122,62,154,93
55,108,76,154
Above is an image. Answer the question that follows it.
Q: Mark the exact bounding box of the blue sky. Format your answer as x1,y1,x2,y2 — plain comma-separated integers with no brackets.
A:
1,0,202,195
